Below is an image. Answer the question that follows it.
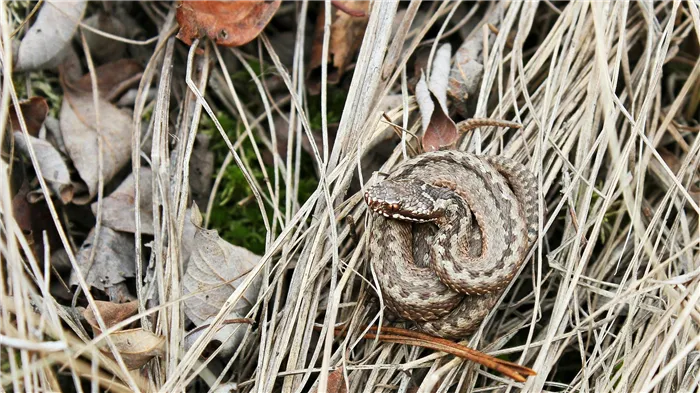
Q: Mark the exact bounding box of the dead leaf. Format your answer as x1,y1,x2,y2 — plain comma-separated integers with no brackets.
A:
417,70,458,152
69,226,136,291
183,317,254,357
43,116,68,157
83,300,139,330
59,85,132,204
313,367,347,393
182,205,261,353
184,134,214,209
176,0,281,47
180,208,199,270
9,97,49,137
447,4,503,117
82,11,128,64
68,59,144,102
15,0,87,72
13,131,74,204
417,44,457,152
97,328,165,370
92,167,154,235
307,1,369,94
11,180,63,260
83,302,163,370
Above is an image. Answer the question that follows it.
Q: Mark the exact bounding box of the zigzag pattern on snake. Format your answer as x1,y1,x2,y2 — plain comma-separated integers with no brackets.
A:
364,150,538,339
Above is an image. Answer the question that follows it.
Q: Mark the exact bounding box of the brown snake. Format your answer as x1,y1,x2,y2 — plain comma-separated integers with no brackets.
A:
364,150,538,339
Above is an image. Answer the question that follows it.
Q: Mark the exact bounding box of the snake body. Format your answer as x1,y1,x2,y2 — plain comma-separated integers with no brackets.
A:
365,150,537,338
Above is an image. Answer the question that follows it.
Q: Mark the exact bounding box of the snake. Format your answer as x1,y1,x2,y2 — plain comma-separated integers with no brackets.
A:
364,150,538,339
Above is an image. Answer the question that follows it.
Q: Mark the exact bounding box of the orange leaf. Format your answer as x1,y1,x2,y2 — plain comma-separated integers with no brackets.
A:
176,0,281,47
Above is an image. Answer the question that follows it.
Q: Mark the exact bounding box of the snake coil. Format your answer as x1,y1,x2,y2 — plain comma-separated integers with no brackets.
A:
365,150,537,338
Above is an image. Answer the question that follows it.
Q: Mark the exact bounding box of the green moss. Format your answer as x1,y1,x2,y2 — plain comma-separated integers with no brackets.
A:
202,111,319,255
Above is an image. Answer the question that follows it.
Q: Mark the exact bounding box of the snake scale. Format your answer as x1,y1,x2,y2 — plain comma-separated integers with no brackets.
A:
364,150,538,339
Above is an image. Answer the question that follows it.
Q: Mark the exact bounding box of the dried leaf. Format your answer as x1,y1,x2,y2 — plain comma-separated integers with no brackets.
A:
98,328,165,370
92,167,154,235
183,318,254,356
416,69,458,152
307,1,369,93
187,134,214,209
59,85,132,204
428,44,452,110
82,11,128,64
70,226,136,291
13,131,74,204
83,300,139,330
447,5,503,116
183,205,261,352
11,180,63,260
15,0,87,72
9,97,49,137
68,59,144,101
309,367,347,393
176,0,281,47
181,208,199,270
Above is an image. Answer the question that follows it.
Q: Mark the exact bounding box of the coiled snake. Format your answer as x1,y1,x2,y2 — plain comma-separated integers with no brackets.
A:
364,150,538,338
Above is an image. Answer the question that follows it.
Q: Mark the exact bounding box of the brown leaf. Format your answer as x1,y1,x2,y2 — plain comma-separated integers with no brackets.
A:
59,84,132,204
307,1,369,94
83,300,163,369
421,98,457,152
83,300,139,330
69,226,136,291
67,59,144,102
82,11,128,64
310,367,347,393
416,72,457,153
92,167,154,235
176,0,281,47
9,97,49,137
98,328,165,370
11,180,63,260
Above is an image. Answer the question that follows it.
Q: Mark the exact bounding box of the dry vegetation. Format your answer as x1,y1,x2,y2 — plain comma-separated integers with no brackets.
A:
1,1,700,392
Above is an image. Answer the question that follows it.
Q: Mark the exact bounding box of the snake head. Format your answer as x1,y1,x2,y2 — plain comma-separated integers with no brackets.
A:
364,178,444,223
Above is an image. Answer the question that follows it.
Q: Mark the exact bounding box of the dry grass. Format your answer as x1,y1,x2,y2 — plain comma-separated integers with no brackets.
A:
1,1,700,392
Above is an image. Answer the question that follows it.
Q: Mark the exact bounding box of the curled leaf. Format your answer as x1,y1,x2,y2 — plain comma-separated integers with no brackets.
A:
417,81,457,152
